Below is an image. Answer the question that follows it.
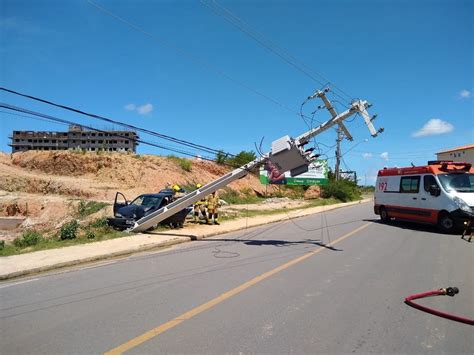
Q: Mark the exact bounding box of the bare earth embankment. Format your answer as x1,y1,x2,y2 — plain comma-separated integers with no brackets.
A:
0,151,289,240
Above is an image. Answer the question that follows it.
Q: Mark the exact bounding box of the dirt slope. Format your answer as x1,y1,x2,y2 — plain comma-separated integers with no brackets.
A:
0,151,277,236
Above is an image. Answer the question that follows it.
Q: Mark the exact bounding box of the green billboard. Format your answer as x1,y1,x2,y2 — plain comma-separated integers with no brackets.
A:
260,160,329,186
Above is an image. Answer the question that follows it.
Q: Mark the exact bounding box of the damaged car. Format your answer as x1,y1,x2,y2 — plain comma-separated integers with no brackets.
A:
107,190,191,230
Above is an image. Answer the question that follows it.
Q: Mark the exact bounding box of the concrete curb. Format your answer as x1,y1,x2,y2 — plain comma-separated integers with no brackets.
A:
0,238,191,281
0,199,372,281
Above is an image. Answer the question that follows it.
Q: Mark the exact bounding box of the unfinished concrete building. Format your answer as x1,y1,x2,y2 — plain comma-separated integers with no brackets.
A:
9,125,139,153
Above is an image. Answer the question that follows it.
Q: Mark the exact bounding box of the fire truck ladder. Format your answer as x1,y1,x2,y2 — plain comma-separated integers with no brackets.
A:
130,91,381,232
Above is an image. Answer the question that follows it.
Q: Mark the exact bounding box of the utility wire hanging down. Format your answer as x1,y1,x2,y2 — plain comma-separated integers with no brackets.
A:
129,89,381,232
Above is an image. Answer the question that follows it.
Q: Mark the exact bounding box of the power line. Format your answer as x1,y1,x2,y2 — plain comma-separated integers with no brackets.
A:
87,0,309,120
1,103,263,173
200,0,354,106
0,103,218,161
0,109,204,157
0,87,231,157
1,109,62,126
350,148,440,155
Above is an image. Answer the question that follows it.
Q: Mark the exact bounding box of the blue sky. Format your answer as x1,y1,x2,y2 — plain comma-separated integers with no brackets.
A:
1,0,472,184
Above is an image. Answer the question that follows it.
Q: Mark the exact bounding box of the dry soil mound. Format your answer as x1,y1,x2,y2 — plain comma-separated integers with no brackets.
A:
0,151,277,235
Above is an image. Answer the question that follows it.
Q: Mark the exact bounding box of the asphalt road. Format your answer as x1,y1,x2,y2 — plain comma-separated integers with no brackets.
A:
1,202,472,354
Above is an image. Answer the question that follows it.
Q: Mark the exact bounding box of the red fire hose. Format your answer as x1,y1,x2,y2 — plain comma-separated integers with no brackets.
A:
405,287,474,326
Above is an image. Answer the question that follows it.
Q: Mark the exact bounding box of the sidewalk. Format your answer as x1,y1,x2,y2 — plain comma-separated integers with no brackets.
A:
0,199,371,280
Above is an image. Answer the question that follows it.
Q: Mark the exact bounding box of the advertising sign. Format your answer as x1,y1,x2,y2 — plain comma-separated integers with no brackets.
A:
260,160,329,186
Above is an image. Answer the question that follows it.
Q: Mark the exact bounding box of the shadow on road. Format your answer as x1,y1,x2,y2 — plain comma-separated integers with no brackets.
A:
364,218,460,237
147,232,199,240
201,238,342,251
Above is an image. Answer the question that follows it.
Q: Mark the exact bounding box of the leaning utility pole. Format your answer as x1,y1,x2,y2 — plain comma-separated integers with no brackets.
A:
127,88,381,232
335,128,343,181
311,88,353,182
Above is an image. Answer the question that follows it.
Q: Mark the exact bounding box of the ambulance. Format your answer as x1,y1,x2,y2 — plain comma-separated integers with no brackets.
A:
374,161,474,232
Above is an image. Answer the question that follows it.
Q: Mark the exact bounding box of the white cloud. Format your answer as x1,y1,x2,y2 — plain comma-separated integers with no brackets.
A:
459,89,471,99
412,118,454,138
362,153,372,159
124,103,154,115
137,103,153,115
380,152,389,161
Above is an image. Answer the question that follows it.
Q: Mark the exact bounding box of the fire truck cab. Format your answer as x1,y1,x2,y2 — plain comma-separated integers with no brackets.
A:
374,161,474,233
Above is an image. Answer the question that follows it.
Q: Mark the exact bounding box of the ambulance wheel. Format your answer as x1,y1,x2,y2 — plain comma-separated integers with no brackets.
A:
438,212,455,233
379,207,390,223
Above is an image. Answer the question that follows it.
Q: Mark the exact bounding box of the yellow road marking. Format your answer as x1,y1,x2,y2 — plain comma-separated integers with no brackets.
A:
105,222,371,354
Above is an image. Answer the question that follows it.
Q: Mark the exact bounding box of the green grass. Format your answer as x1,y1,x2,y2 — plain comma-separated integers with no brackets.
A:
0,220,129,257
76,200,108,218
0,196,355,256
219,188,265,205
220,197,341,221
167,155,192,172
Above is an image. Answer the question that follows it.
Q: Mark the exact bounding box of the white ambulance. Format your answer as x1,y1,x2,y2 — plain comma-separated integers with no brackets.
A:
374,161,474,232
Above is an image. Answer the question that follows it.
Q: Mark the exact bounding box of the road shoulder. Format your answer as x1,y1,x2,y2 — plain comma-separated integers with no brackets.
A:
0,198,371,280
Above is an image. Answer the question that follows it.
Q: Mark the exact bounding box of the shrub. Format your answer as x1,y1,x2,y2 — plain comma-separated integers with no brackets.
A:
179,159,192,172
227,150,257,167
168,155,192,172
13,229,43,248
60,220,80,240
215,150,257,168
321,180,361,202
215,150,228,165
0,240,5,250
90,217,109,229
85,229,96,239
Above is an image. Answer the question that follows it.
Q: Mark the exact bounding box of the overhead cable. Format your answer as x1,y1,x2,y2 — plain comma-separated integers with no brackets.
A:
0,103,217,161
0,109,200,157
0,87,231,157
87,0,310,120
1,103,261,172
201,0,354,106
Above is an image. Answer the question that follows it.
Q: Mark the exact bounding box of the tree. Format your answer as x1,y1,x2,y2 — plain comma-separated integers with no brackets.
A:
215,150,228,165
228,150,257,167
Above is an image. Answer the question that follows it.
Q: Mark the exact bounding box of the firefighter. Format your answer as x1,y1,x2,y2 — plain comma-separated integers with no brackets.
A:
172,184,186,198
193,184,208,223
461,215,473,242
206,191,220,225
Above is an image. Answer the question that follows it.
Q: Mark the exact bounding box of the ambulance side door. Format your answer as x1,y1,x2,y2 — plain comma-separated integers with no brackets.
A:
418,174,441,224
396,175,421,221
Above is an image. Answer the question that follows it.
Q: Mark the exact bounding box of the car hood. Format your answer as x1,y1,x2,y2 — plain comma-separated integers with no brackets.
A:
117,205,153,219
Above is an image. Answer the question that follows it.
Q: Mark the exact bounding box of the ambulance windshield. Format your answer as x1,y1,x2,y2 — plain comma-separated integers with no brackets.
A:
438,173,474,193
